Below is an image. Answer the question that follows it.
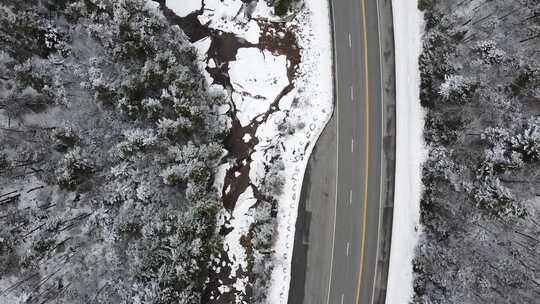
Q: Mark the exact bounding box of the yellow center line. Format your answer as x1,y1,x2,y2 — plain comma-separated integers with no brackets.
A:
355,0,370,303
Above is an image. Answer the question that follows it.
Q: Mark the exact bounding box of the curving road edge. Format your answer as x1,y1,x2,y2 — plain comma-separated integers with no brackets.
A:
288,0,396,303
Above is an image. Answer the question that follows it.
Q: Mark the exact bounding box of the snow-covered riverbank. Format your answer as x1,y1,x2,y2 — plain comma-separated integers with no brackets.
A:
265,3,333,303
166,0,333,302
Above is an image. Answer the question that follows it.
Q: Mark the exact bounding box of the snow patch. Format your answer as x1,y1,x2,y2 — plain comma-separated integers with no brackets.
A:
198,0,261,44
229,49,288,126
166,0,201,18
214,162,231,192
224,186,257,293
191,37,213,85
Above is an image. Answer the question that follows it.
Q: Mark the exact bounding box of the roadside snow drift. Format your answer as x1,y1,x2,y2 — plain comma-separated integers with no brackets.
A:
386,1,425,304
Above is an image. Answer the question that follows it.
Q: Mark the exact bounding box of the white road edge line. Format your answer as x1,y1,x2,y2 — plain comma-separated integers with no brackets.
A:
370,0,386,303
326,3,340,303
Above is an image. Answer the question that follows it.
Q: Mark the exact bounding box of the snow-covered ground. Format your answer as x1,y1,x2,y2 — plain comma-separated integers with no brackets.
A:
264,1,333,301
167,0,333,303
386,1,426,304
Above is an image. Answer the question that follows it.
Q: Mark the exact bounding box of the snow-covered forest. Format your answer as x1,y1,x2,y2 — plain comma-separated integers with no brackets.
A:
415,0,540,302
0,0,230,303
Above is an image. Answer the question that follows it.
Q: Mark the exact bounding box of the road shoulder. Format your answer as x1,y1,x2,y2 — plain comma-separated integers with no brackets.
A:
287,109,338,304
372,0,396,302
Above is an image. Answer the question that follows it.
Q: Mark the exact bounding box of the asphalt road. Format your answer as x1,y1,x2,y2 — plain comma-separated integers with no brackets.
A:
288,0,395,303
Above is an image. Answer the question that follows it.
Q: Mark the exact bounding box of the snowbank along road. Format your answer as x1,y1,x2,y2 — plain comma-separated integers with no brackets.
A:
289,0,397,303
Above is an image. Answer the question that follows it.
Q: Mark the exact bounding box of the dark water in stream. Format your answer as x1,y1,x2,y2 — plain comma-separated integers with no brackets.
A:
153,1,300,302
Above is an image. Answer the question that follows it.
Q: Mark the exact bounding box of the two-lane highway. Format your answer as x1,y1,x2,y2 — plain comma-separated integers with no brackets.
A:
289,0,392,303
327,0,384,303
